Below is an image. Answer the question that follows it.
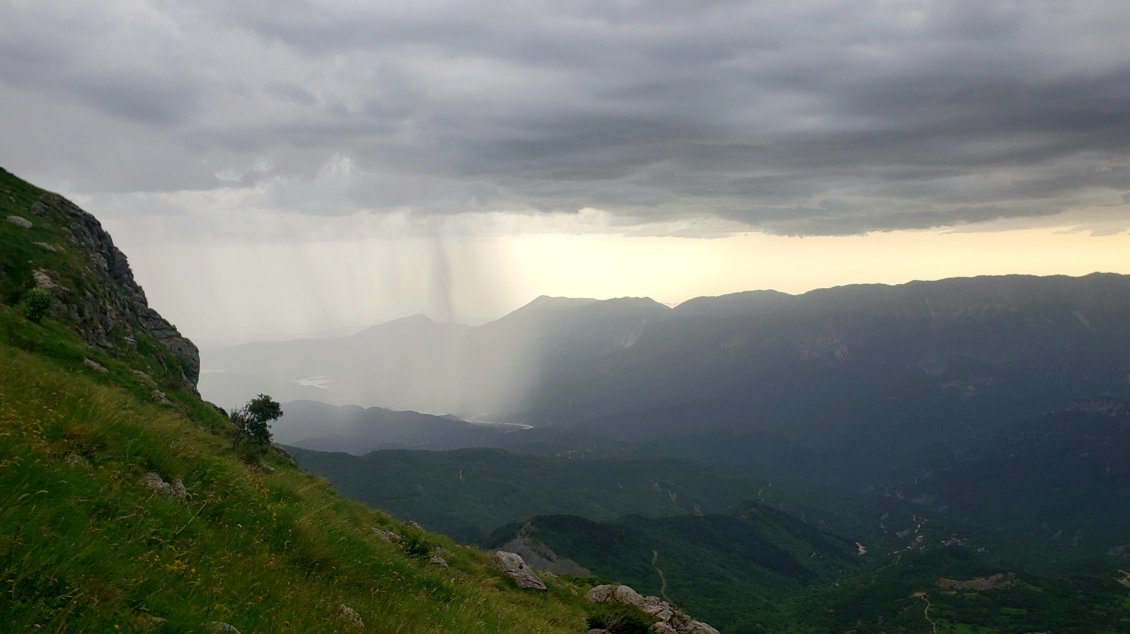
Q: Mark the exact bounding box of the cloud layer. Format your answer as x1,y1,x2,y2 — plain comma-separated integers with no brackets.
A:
3,0,1129,235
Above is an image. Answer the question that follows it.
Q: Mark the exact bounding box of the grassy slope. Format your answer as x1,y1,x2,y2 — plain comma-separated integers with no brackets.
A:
0,303,596,632
0,168,595,632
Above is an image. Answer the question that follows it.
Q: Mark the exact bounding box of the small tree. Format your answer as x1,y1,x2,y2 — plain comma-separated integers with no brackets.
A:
232,393,282,450
24,288,51,323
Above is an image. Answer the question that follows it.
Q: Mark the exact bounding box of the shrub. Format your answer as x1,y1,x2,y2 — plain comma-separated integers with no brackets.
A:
231,393,282,451
23,288,51,323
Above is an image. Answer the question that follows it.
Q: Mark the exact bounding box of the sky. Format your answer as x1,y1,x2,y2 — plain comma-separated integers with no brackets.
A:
2,0,1129,345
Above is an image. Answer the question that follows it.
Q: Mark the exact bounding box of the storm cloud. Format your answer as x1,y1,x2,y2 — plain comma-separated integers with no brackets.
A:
2,0,1128,235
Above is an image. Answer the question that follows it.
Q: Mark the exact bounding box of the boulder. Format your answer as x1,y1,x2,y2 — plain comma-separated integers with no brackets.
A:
372,527,400,543
143,472,188,502
83,358,108,373
491,551,547,591
338,604,364,628
585,583,718,634
6,214,32,228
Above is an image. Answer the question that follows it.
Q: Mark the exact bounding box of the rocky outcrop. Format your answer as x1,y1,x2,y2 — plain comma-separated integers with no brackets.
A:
25,192,199,391
338,604,364,628
586,584,718,634
499,522,592,577
491,551,547,591
143,472,188,502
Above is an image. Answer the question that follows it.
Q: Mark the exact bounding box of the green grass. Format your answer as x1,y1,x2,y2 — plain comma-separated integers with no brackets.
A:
0,307,596,632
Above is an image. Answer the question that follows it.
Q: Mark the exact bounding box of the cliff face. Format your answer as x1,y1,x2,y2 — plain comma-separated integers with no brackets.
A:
1,168,199,391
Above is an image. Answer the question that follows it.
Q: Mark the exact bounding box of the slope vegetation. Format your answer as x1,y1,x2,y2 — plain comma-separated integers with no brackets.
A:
0,168,595,632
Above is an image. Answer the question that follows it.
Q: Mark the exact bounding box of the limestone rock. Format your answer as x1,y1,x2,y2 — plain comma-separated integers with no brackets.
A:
208,623,240,634
171,478,188,501
372,527,400,543
33,241,58,252
427,555,449,569
33,269,63,291
64,452,89,468
491,551,547,591
6,214,32,228
586,584,616,603
152,390,172,405
143,472,188,502
83,358,108,373
586,584,718,634
338,604,364,628
26,193,200,392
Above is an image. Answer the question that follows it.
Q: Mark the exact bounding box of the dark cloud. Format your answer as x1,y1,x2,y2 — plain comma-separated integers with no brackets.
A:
1,0,1128,234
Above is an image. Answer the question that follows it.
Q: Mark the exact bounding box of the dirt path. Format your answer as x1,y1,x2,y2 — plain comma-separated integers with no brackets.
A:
913,591,938,634
651,550,671,603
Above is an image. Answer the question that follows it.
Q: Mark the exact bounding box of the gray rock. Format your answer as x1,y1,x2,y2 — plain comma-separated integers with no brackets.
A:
143,472,188,502
64,453,89,468
338,604,364,628
208,623,241,634
491,551,547,591
171,478,188,501
6,215,32,228
152,390,172,405
33,241,58,252
32,269,62,291
427,555,449,569
612,584,647,608
372,527,400,543
683,621,720,634
586,584,718,634
586,584,616,603
83,358,108,373
27,193,200,392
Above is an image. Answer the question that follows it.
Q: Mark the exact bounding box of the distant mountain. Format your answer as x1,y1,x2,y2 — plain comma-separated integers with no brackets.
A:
202,295,670,416
203,314,471,412
672,289,793,319
273,400,519,453
522,275,1130,465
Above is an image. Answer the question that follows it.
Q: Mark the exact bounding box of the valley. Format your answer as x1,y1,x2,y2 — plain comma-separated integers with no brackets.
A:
245,272,1130,631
